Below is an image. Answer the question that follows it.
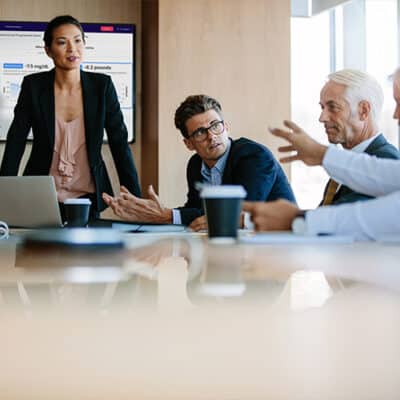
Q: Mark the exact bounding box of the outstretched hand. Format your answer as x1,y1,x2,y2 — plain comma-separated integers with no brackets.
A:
189,215,208,232
269,120,327,166
242,199,300,231
102,185,172,223
189,212,247,232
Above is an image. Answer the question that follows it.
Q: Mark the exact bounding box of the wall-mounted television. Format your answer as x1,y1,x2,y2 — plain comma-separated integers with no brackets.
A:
0,21,136,142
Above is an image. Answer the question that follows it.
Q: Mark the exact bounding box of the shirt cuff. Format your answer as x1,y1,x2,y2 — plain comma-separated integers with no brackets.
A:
305,207,336,235
172,209,182,225
243,211,254,230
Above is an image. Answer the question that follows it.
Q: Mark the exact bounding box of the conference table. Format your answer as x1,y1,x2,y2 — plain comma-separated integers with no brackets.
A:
0,229,399,399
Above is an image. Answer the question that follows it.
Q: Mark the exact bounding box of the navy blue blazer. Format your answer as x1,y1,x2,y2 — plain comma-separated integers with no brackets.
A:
178,137,296,225
323,134,400,205
0,69,141,212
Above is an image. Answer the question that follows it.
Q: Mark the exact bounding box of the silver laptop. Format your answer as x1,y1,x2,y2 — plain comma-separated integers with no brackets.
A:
0,176,63,228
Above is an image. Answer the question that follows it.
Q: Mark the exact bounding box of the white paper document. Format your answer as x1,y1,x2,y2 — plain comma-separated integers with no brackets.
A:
240,232,355,245
376,235,400,244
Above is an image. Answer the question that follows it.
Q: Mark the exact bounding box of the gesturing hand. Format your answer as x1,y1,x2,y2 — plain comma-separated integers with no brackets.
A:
189,212,247,232
102,185,172,223
269,120,327,166
189,215,208,232
242,199,300,231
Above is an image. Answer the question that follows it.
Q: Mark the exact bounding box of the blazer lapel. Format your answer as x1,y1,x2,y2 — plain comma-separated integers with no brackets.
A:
80,70,97,164
222,138,234,184
39,69,56,150
364,134,385,155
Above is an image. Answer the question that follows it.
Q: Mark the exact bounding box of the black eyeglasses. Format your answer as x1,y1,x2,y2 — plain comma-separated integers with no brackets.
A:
187,120,225,142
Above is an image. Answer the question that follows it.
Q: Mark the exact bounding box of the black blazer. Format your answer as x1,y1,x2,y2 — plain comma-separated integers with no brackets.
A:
322,134,400,205
178,137,296,225
0,69,141,212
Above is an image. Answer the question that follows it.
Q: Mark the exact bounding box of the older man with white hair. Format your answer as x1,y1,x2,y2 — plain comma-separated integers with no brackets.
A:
318,69,400,206
243,68,400,241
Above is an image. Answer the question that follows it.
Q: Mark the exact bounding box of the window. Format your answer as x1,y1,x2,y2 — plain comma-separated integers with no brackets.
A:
291,0,398,209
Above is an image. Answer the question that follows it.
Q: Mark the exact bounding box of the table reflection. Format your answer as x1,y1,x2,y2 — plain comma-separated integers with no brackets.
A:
276,270,333,311
0,236,384,314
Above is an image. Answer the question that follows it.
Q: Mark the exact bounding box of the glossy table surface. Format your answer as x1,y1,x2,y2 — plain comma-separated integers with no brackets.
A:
0,230,399,399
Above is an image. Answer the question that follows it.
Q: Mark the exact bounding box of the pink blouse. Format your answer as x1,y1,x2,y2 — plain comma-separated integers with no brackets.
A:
49,115,95,202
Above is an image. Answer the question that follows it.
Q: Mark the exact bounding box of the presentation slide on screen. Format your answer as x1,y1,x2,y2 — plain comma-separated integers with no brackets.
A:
0,21,135,141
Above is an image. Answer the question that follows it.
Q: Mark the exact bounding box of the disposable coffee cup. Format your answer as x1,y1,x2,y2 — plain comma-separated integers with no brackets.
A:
200,185,247,242
63,198,91,228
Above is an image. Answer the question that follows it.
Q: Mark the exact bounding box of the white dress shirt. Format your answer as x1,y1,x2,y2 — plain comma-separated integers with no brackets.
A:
306,145,400,240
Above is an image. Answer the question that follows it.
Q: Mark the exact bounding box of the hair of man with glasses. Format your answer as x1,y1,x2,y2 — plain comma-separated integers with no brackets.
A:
175,95,223,138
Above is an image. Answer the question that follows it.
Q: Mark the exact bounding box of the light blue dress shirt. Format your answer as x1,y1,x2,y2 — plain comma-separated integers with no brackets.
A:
172,141,231,224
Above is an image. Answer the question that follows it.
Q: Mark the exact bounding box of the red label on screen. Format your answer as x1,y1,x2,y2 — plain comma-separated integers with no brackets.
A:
100,26,114,32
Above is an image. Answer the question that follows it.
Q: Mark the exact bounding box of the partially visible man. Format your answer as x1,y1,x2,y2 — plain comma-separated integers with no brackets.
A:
393,68,400,122
243,120,400,241
317,69,399,206
243,67,400,241
103,95,295,228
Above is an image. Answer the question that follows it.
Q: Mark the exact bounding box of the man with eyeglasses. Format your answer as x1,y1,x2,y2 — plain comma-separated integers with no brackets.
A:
103,94,295,228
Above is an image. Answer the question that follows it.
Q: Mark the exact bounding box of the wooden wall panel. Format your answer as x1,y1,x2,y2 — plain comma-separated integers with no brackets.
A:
157,0,291,207
141,0,159,194
0,0,142,198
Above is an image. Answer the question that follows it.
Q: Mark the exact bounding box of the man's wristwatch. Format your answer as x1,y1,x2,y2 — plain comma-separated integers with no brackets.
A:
291,210,307,234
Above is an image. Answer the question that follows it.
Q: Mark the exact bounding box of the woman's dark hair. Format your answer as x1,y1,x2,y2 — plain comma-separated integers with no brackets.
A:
43,15,85,48
174,95,223,138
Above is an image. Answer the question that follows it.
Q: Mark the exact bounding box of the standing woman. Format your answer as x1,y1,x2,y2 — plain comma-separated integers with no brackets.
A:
0,15,141,220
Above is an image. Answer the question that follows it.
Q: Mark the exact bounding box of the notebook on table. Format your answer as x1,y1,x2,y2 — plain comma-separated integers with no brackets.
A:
0,176,63,228
90,218,187,233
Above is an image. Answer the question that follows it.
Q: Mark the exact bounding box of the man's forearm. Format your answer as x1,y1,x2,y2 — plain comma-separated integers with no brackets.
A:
306,191,400,240
323,146,400,196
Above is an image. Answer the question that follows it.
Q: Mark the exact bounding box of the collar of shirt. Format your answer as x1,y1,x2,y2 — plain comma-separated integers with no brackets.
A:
350,132,381,154
201,139,231,185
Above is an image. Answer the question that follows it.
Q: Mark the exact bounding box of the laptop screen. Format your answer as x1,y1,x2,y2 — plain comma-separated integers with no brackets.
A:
0,176,62,228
